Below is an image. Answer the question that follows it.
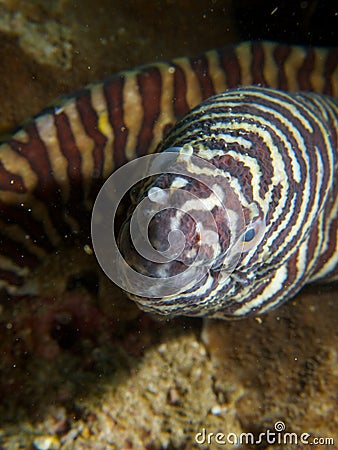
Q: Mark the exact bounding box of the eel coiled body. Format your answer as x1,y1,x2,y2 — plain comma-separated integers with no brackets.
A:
0,41,337,319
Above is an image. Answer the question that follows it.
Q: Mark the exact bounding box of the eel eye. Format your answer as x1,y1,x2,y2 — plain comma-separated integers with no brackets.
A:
243,227,255,242
238,215,266,253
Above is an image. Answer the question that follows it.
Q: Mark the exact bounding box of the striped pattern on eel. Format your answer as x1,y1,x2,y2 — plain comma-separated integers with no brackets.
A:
122,87,337,318
0,41,337,318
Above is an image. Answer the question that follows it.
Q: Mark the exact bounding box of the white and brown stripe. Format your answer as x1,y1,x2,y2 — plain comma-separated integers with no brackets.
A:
0,41,337,319
128,87,337,318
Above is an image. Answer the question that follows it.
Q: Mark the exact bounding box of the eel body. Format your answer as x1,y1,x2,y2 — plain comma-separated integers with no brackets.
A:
0,41,337,318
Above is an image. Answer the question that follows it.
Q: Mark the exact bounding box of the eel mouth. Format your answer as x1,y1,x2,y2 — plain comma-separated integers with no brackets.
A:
116,180,240,304
114,147,251,305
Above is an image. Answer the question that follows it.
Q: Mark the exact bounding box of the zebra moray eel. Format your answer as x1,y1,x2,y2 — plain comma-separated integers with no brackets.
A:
0,41,337,318
121,87,338,318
